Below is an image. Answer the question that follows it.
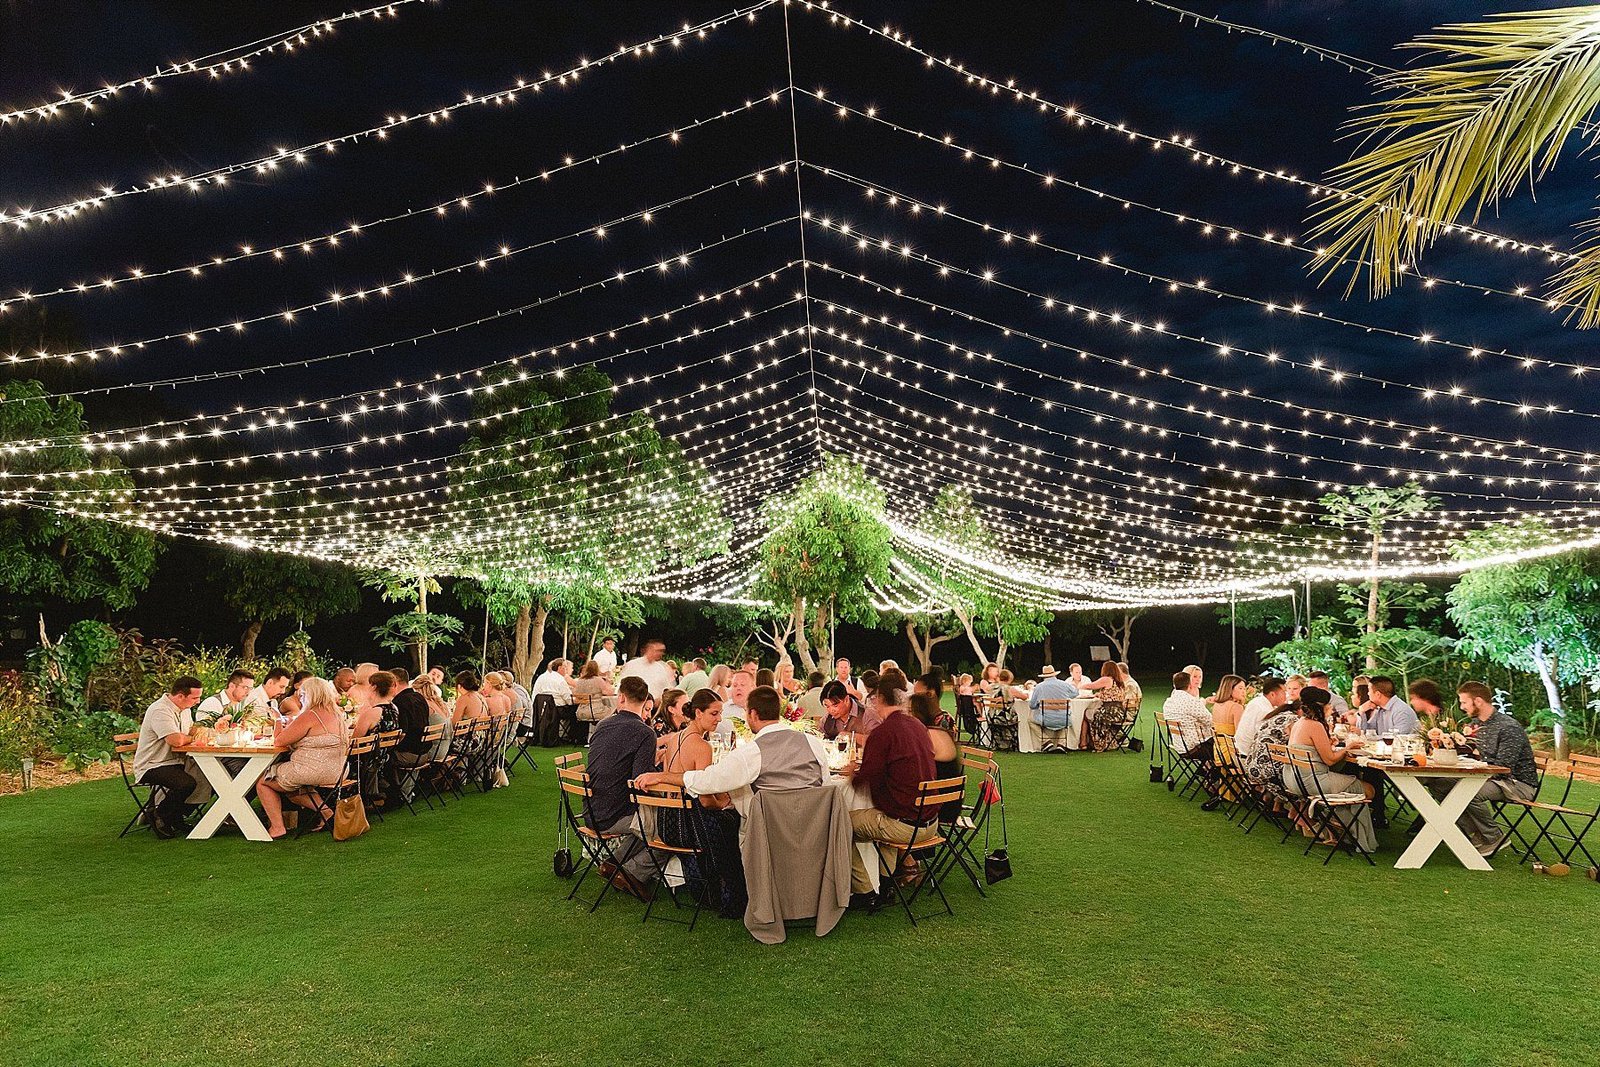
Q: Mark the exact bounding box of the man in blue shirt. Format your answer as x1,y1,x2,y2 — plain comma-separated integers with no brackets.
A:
1028,666,1080,751
1356,676,1420,736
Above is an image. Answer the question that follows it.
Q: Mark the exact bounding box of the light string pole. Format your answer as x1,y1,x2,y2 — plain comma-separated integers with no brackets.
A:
781,0,822,464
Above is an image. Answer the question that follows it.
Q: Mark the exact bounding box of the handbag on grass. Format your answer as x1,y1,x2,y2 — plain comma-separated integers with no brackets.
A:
333,793,369,841
983,767,1012,884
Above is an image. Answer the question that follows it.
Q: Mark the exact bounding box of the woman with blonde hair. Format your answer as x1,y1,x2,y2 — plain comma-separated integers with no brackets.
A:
255,677,350,838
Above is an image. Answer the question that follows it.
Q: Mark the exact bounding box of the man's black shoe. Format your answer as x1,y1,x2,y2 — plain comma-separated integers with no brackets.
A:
1200,797,1222,812
849,892,879,912
151,817,180,840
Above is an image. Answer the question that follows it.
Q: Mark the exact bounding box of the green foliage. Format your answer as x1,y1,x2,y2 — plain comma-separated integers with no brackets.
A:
0,379,161,611
1446,518,1600,702
1355,626,1457,690
1257,619,1353,693
273,630,329,678
756,456,893,632
0,672,51,771
50,708,137,770
28,620,119,718
221,550,360,629
371,612,464,657
1335,581,1442,631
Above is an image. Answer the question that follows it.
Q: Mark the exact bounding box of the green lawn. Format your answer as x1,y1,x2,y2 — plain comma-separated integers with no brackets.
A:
3,714,1599,1067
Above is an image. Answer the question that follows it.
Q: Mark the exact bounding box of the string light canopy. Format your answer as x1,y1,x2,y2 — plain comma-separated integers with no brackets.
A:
3,0,1598,615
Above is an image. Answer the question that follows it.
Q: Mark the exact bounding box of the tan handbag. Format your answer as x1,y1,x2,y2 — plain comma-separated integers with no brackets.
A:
333,793,369,841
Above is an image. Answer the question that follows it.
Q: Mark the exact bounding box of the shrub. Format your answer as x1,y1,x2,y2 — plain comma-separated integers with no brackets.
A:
0,672,52,772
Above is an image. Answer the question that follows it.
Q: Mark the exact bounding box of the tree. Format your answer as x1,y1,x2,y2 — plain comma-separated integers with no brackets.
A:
1447,517,1600,755
0,379,161,616
1357,627,1457,692
900,484,1051,669
1093,608,1146,668
755,456,893,674
365,570,462,675
449,366,724,685
1306,7,1600,325
1319,483,1437,668
219,549,361,660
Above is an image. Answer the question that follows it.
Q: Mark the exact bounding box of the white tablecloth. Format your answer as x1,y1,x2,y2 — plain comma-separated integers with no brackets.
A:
1016,697,1099,752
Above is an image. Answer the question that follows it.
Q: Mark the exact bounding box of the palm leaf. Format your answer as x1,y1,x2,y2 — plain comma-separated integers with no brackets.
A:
1305,6,1600,320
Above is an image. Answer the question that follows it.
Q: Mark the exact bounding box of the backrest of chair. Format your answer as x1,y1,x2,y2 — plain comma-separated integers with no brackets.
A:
420,722,446,745
1038,699,1070,711
376,729,403,751
915,775,968,817
1266,742,1292,766
629,782,693,812
114,731,139,757
1569,753,1600,786
1214,722,1237,737
348,734,378,756
555,751,585,771
1213,732,1238,766
556,766,591,797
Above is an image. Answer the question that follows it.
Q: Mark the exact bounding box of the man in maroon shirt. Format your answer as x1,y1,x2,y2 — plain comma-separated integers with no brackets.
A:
839,674,936,895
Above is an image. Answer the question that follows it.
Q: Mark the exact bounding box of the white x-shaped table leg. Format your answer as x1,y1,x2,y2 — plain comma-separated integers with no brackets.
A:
1386,773,1493,871
187,754,280,842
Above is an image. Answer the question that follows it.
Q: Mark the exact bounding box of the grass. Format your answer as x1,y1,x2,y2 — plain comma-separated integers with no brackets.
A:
3,703,1599,1067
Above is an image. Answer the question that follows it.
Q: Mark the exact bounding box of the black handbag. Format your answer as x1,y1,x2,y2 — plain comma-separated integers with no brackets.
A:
553,797,575,878
983,771,1012,884
1148,761,1163,783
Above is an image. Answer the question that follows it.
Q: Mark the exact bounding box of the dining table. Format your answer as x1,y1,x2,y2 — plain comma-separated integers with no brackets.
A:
1355,754,1511,870
185,741,286,842
1015,696,1101,753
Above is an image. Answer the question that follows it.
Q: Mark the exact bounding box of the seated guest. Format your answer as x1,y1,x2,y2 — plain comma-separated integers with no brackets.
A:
679,658,711,697
716,669,756,741
132,676,207,838
796,670,827,718
1350,675,1371,713
839,674,937,901
995,668,1029,701
655,690,725,776
583,676,660,899
975,663,1002,697
1066,662,1089,692
909,691,962,822
351,670,399,738
1306,670,1350,718
913,671,944,700
653,689,689,753
955,673,975,698
1120,664,1142,708
1355,675,1420,736
834,657,867,701
1235,677,1286,757
1238,693,1298,788
453,671,489,722
1028,665,1079,734
878,659,900,674
1430,681,1539,856
390,667,438,798
533,658,575,707
1085,662,1132,751
820,679,871,744
1282,688,1375,852
499,671,533,733
774,661,805,698
482,671,514,719
1284,674,1306,705
1407,678,1445,717
333,667,357,699
569,659,617,722
256,677,352,839
197,669,255,722
707,663,733,700
1210,675,1247,732
278,671,315,717
754,668,776,690
859,669,880,702
425,666,446,688
639,685,825,825
354,662,380,686
247,667,293,713
1162,670,1221,807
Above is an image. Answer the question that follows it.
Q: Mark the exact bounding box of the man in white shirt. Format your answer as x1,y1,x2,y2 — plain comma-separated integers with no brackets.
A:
532,658,575,704
246,667,293,715
591,637,619,676
197,669,256,723
1234,677,1287,757
131,676,207,837
716,669,756,740
637,686,827,831
1162,670,1222,807
834,657,866,701
1305,671,1349,718
618,639,675,701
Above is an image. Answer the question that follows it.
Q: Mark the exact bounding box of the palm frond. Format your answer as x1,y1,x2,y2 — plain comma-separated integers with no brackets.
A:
1305,6,1600,304
1547,206,1600,324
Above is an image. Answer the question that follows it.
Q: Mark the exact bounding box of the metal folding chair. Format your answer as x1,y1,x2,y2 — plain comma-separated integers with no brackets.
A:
1512,754,1600,869
872,776,968,926
628,783,718,930
1286,746,1375,866
114,732,160,837
557,761,633,912
934,750,1000,897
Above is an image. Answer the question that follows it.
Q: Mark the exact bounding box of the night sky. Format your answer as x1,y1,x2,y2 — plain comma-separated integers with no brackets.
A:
2,0,1597,609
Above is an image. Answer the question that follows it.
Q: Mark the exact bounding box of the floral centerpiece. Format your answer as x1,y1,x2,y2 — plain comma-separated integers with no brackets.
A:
1422,713,1474,764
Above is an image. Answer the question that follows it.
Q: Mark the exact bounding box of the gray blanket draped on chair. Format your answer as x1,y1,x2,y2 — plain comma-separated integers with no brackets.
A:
739,784,852,944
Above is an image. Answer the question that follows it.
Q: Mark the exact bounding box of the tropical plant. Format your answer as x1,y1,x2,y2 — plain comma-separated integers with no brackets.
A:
1446,517,1600,754
1306,6,1600,325
1257,618,1353,694
754,456,893,674
364,570,460,675
0,672,51,772
1318,483,1437,667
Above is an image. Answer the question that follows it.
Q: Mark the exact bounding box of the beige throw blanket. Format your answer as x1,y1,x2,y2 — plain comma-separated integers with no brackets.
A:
740,785,852,944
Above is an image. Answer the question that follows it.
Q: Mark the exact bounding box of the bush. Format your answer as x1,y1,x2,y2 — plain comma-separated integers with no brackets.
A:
51,708,136,770
0,672,52,772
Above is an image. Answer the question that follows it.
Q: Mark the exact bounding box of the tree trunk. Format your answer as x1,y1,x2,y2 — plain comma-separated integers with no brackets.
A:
810,599,833,673
1531,644,1567,757
412,575,428,676
905,618,955,676
1042,629,1053,667
791,596,818,674
1365,529,1381,671
511,601,535,687
241,620,263,661
954,605,993,666
528,600,549,684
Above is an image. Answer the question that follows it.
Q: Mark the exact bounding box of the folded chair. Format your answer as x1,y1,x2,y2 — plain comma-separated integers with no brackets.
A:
1511,754,1600,870
114,732,161,837
872,776,968,926
1286,746,1375,866
557,763,632,912
629,783,719,930
935,751,1001,897
504,710,541,776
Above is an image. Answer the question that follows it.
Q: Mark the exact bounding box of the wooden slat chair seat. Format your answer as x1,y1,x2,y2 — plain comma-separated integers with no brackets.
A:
628,783,717,930
1033,698,1074,753
557,766,631,911
874,776,969,925
1512,754,1600,869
